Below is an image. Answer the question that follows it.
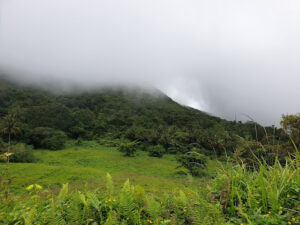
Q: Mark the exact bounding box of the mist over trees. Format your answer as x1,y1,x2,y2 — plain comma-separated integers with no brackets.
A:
0,78,291,161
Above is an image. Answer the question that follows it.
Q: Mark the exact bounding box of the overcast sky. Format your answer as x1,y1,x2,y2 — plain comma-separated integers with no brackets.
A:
0,0,300,126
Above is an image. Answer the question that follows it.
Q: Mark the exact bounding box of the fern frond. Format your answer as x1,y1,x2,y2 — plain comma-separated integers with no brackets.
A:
104,211,118,225
119,179,136,218
145,197,161,219
58,183,69,202
106,173,114,197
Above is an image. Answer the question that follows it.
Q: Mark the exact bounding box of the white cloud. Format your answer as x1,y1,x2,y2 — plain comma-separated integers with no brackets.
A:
0,0,300,125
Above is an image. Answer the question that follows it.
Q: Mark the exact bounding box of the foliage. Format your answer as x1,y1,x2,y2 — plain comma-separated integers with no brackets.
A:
0,175,225,225
1,77,300,224
118,141,139,157
0,108,20,138
0,141,299,224
199,124,233,156
5,143,36,163
210,154,300,225
0,107,20,162
281,114,300,148
177,151,208,176
147,145,166,157
233,140,294,169
0,142,195,195
29,127,67,150
0,77,279,156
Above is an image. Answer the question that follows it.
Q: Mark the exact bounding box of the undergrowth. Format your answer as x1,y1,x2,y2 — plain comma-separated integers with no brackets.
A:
0,143,299,224
0,174,224,225
210,143,300,225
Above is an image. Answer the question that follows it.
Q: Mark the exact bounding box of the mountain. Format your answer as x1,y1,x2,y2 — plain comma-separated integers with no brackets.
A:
0,77,280,154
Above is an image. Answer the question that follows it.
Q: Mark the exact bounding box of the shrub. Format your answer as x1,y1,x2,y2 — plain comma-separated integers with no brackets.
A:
177,152,208,176
234,140,293,169
118,141,139,157
42,130,67,150
97,137,122,147
147,145,166,158
1,143,36,163
29,127,67,150
281,114,300,148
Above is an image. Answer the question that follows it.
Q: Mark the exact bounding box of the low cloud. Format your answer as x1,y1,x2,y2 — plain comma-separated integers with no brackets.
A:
0,0,300,125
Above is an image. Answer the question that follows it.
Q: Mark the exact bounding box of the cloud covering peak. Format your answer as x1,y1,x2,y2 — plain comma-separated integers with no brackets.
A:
0,0,300,125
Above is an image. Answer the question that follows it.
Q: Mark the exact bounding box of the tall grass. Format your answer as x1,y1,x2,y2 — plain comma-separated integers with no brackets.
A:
210,144,300,225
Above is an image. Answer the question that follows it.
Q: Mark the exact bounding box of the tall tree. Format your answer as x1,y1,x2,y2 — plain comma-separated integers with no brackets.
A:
1,109,20,162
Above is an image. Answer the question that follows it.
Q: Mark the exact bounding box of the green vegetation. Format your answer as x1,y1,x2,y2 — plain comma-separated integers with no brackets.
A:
211,157,300,225
177,152,208,176
0,142,299,224
0,77,288,158
118,141,139,157
1,175,225,225
0,77,299,224
8,143,36,163
1,141,202,195
29,127,67,150
147,145,166,158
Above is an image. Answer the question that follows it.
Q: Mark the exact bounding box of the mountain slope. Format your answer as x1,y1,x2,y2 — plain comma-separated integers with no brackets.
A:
0,77,276,154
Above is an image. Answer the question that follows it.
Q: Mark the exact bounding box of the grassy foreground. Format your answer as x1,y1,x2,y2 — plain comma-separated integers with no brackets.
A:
1,141,207,195
0,142,299,224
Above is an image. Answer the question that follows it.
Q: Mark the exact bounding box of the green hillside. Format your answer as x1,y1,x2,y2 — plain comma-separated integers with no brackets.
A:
0,77,299,224
0,77,285,157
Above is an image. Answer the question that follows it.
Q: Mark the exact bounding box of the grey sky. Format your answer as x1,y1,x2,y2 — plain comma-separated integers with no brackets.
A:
0,0,300,126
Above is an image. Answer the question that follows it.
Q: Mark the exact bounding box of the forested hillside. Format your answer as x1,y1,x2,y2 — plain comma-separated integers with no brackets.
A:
0,77,286,156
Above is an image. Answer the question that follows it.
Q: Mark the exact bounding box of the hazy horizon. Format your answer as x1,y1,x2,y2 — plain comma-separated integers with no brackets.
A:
1,0,300,126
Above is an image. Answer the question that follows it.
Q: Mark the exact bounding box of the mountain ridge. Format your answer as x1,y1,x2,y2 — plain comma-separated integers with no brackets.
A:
0,76,280,155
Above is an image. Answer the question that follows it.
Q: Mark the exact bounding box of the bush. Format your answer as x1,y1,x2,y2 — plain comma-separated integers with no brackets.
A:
1,143,36,163
97,137,123,147
234,140,293,169
42,130,67,150
118,141,139,157
177,152,208,176
147,145,166,158
29,127,67,150
281,114,300,148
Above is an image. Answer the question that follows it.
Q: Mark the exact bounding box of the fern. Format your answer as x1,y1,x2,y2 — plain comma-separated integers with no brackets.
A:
176,190,188,208
145,197,161,219
119,179,136,218
133,185,146,207
131,209,142,225
104,211,118,225
58,183,69,202
87,192,101,211
78,192,88,207
106,173,114,197
184,190,225,225
86,191,104,222
48,204,67,225
66,194,86,224
23,208,36,225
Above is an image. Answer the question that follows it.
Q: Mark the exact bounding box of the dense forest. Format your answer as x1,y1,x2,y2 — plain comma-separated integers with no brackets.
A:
0,77,291,157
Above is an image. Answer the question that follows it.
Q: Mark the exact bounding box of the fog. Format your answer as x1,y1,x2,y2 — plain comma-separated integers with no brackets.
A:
0,0,300,126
